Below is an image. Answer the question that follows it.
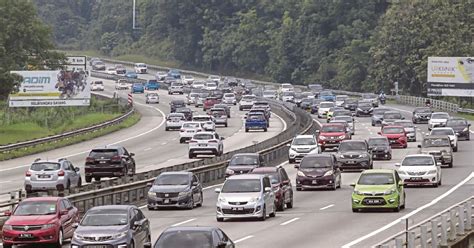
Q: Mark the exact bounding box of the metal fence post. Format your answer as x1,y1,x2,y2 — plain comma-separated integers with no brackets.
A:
449,209,457,241
458,205,465,235
430,220,437,248
441,214,448,246
420,225,428,248
407,231,415,248
466,200,472,231
395,238,403,248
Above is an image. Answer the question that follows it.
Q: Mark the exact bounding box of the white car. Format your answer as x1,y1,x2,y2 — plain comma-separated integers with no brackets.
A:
187,92,200,105
396,154,441,187
182,75,195,85
239,95,256,111
165,113,186,131
90,81,104,91
145,93,160,104
192,115,216,131
222,93,237,105
134,63,147,74
192,81,206,89
263,90,277,99
188,131,224,158
430,127,458,152
155,71,167,81
106,67,116,75
335,95,348,107
179,122,204,143
279,83,294,93
115,79,129,90
168,82,184,95
428,112,450,130
317,101,335,118
205,81,218,91
288,135,319,163
208,75,221,83
280,91,295,102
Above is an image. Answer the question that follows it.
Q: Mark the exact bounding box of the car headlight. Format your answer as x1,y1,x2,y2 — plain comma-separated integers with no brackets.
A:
248,197,261,203
323,170,333,176
148,191,155,197
73,232,84,240
398,170,407,175
41,223,56,230
319,136,327,140
359,154,367,158
384,189,396,195
353,190,364,195
428,169,437,174
2,224,12,231
179,190,192,197
226,168,234,175
339,154,344,158
357,108,362,111
338,135,346,139
297,171,306,177
219,197,227,203
112,231,128,240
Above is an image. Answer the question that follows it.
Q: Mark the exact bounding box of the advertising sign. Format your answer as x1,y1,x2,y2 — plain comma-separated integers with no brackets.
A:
9,70,91,107
427,57,474,97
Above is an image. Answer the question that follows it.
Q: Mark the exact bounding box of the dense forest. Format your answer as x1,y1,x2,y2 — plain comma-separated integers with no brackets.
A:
34,0,473,95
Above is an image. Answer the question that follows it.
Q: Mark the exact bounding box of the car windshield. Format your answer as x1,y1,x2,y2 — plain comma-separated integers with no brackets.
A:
321,125,344,132
193,133,214,140
320,103,334,108
155,230,213,248
248,114,264,120
93,81,103,85
221,179,261,193
172,83,183,87
230,156,258,166
300,156,332,168
133,83,143,87
368,139,389,146
30,162,60,171
384,113,402,119
402,157,434,166
383,127,404,134
89,149,118,158
292,137,316,145
373,109,389,115
422,138,450,147
432,113,449,119
147,93,158,97
155,174,190,186
339,142,366,151
183,123,201,128
172,101,185,105
447,120,467,126
80,209,128,226
358,173,394,185
14,201,57,216
168,114,184,120
211,110,226,116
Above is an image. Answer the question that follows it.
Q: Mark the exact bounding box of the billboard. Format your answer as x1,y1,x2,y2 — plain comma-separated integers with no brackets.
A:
427,57,474,97
8,70,91,107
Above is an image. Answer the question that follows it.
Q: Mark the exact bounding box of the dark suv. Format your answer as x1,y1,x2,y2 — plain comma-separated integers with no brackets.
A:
225,153,265,177
295,154,341,190
250,165,294,211
336,140,373,171
85,146,136,182
446,117,471,141
368,137,392,160
412,107,432,124
343,98,358,111
170,100,186,113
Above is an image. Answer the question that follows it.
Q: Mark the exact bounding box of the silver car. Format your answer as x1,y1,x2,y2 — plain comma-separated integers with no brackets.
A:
210,108,228,127
215,174,276,222
24,158,81,193
165,113,186,131
145,93,160,104
333,115,355,135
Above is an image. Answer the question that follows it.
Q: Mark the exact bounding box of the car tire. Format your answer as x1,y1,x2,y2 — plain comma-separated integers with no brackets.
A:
225,123,228,127
438,178,442,186
277,199,285,211
269,205,276,217
371,122,375,126
387,154,392,160
94,177,100,182
217,217,224,222
188,198,194,210
321,147,325,152
66,180,71,190
259,206,266,221
289,158,295,164
85,176,92,183
147,206,155,211
352,208,359,213
296,187,302,191
245,129,249,132
331,183,337,191
165,127,169,131
188,152,194,159
453,146,458,152
448,161,453,168
264,128,267,132
338,176,342,188
55,229,64,248
77,177,82,187
196,193,203,207
180,138,185,144
286,194,294,208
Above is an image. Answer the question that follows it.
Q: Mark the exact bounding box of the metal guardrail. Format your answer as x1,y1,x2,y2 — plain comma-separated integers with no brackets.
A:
374,196,474,248
395,95,460,113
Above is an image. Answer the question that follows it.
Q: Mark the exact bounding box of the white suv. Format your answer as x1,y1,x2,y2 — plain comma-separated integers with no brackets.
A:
169,82,184,95
165,113,186,131
429,127,458,152
188,132,224,158
239,95,256,111
115,79,129,90
192,115,216,131
134,63,147,74
288,135,319,163
318,101,335,118
428,112,450,131
91,81,104,91
179,122,204,143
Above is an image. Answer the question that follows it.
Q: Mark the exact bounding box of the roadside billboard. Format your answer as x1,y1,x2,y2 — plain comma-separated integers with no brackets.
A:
427,57,474,97
8,70,91,107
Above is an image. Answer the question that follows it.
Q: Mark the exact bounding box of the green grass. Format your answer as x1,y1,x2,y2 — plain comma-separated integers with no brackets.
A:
0,112,141,161
456,113,474,121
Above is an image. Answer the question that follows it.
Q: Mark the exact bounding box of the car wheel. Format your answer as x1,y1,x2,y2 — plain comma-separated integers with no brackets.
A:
448,161,453,168
77,177,82,187
188,197,194,210
352,208,359,213
277,199,285,211
180,138,184,144
387,154,392,160
264,128,267,132
55,229,64,248
94,177,101,182
196,193,203,207
289,158,295,164
438,177,442,186
2,244,12,248
371,122,375,126
217,217,224,222
331,182,337,191
296,187,302,191
66,180,71,190
188,152,194,159
259,205,266,221
165,127,169,131
286,194,294,208
453,146,458,152
338,176,342,188
245,129,249,132
225,123,228,127
147,206,154,211
85,176,91,183
269,204,276,217
393,198,401,212
321,147,325,152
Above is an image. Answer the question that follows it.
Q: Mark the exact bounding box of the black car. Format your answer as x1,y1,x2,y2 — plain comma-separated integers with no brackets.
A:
85,146,136,182
176,107,193,121
355,102,373,117
336,140,373,171
250,165,294,211
225,153,265,177
446,117,471,140
146,226,234,248
310,99,325,114
300,98,314,110
295,153,342,190
170,100,186,113
147,172,203,210
343,98,358,111
412,107,432,124
368,136,392,160
211,89,224,99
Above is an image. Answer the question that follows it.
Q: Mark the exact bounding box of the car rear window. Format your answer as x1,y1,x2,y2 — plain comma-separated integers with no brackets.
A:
193,133,214,140
384,113,402,119
432,113,449,119
155,230,213,248
382,127,404,134
183,123,201,128
422,138,450,147
373,109,389,115
431,129,454,135
193,117,211,121
320,103,334,108
447,119,467,126
30,162,60,171
248,114,264,120
229,155,258,166
368,138,389,146
89,149,119,158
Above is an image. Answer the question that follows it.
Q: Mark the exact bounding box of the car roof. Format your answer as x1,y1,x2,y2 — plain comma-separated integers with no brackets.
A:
432,112,449,115
163,226,218,233
304,153,333,159
89,205,133,211
424,135,450,139
368,136,388,140
251,167,279,173
294,135,314,139
361,169,394,174
159,172,192,176
23,197,61,202
404,154,434,158
431,127,453,130
232,153,259,157
193,115,211,118
92,145,122,150
194,131,215,135
227,174,265,180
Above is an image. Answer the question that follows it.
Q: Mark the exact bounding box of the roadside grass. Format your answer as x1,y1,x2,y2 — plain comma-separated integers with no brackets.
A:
456,113,474,121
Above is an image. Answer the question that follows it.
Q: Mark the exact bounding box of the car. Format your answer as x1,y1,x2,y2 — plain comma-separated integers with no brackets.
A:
106,67,116,74
333,115,355,135
317,101,335,118
336,140,373,171
210,89,224,100
192,115,216,131
195,92,209,107
428,112,450,130
378,125,408,149
192,81,206,89
155,71,167,81
84,146,136,182
300,98,315,111
168,69,181,79
319,90,335,102
329,120,353,138
280,91,295,102
371,108,391,126
250,165,294,211
146,226,234,248
145,80,160,90
168,82,184,95
205,81,218,91
215,174,276,222
412,107,432,123
351,169,405,212
91,61,106,70
115,79,129,90
179,122,204,143
253,101,271,113
208,75,221,83
301,92,315,98
134,63,147,73
446,117,471,141
368,137,392,160
209,108,228,127
356,102,374,116
343,98,358,111
24,158,82,193
295,153,341,191
175,107,192,121
125,71,138,79
71,205,150,248
170,99,186,113
90,80,104,91
394,120,417,142
288,135,319,163
317,123,349,152
245,112,268,132
145,93,160,104
165,113,186,131
396,154,441,187
188,131,224,158
361,93,379,107
418,135,453,167
239,94,256,111
263,90,277,99
203,96,220,111
2,197,79,248
310,99,325,114
335,95,349,107
222,93,237,105
429,127,458,152
381,111,405,127
147,172,203,210
225,153,265,177
326,107,346,122
279,83,294,93
89,57,101,66
115,64,126,75
214,104,231,118
225,77,239,87
247,108,270,124
308,84,323,95
131,82,145,93
182,75,194,85
186,92,200,105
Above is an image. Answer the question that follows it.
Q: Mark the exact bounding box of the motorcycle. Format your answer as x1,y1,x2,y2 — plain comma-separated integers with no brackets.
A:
379,97,386,105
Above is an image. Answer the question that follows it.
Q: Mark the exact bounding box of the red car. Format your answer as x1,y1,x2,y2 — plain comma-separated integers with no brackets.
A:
250,166,294,211
378,125,408,148
203,97,220,111
317,123,350,152
2,197,79,248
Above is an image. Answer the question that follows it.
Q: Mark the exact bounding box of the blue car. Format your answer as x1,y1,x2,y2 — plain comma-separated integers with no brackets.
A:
145,80,160,90
319,90,335,102
245,113,268,132
168,69,181,79
131,83,145,93
126,71,138,79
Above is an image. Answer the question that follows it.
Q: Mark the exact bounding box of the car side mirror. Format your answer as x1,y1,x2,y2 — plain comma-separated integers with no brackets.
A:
349,183,356,187
130,153,135,156
417,144,422,148
146,182,153,187
72,223,79,228
220,137,225,140
74,167,80,172
217,241,227,248
215,188,221,193
395,163,401,167
264,187,272,193
294,164,300,169
192,181,199,186
286,144,291,147
4,210,11,216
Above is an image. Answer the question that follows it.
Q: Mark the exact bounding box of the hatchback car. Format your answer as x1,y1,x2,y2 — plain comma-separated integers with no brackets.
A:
295,153,341,190
209,108,228,127
131,83,145,93
368,137,392,160
371,108,391,126
179,122,204,143
115,79,129,90
145,93,159,104
317,101,335,118
147,226,234,248
25,158,81,193
90,81,104,91
188,132,224,158
343,98,358,111
84,146,136,182
226,153,265,177
396,154,441,187
288,135,319,163
170,100,186,113
351,169,405,212
378,126,408,148
222,93,237,105
147,172,203,210
418,135,453,167
446,117,471,140
428,112,450,130
2,197,79,248
215,174,276,221
203,97,220,111
394,120,417,142
186,92,200,105
412,107,432,123
71,205,150,248
165,113,186,131
336,140,373,171
250,166,293,211
430,127,458,152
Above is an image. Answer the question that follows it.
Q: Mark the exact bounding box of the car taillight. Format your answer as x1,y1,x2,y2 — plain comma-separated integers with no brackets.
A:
197,129,202,132
209,140,218,143
57,170,65,176
25,171,31,176
111,156,122,162
180,129,185,132
86,157,95,163
189,140,198,143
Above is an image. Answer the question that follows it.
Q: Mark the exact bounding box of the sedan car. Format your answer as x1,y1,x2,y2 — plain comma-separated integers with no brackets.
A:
90,81,104,91
378,125,408,149
215,174,276,222
250,165,294,211
147,226,234,248
115,79,129,90
412,107,432,123
226,153,265,177
368,137,392,160
176,107,193,121
239,95,256,111
131,83,145,94
446,117,471,141
429,127,458,152
418,135,453,167
71,205,150,248
147,172,203,210
188,132,224,158
170,100,186,113
351,169,405,212
24,158,82,193
288,135,319,163
355,102,374,117
295,153,341,190
222,93,237,105
2,197,79,248
428,112,450,131
145,93,160,104
336,140,373,171
209,108,228,127
125,71,138,79
165,113,186,131
396,154,441,187
213,104,231,118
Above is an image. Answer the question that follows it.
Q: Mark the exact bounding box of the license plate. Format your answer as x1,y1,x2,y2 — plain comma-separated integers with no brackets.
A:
86,245,109,248
99,161,106,164
232,207,244,211
164,199,170,204
312,180,318,184
199,144,207,147
367,199,380,204
20,233,32,238
410,177,422,181
347,160,356,164
389,140,397,143
38,175,50,178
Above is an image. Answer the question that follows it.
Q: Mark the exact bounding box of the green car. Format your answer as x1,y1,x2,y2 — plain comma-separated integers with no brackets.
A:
351,169,406,212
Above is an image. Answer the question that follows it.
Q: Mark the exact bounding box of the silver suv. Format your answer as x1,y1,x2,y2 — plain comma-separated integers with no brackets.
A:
24,158,82,193
168,82,184,95
188,132,224,158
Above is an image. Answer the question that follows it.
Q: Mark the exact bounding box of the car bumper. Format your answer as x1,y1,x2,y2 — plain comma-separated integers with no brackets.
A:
189,147,218,154
318,140,342,148
371,151,391,159
147,194,193,208
289,149,318,160
71,237,130,248
337,159,371,170
216,202,265,219
399,174,438,185
2,227,59,245
352,194,400,209
214,119,227,125
356,110,372,116
296,175,336,188
146,99,159,103
25,178,67,191
388,139,407,148
85,167,125,177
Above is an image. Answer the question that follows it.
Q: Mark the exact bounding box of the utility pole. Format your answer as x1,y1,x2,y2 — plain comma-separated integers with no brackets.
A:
132,0,136,29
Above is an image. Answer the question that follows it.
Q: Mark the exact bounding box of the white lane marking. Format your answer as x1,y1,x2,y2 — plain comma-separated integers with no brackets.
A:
234,235,254,243
280,217,300,226
171,218,196,227
161,142,167,145
0,181,12,184
319,204,335,210
144,147,152,151
203,183,224,190
274,113,288,131
387,106,412,114
342,172,474,248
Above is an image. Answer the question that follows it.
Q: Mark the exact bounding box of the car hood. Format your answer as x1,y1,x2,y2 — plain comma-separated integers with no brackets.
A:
320,132,345,137
354,184,395,193
449,126,466,132
150,185,189,193
219,192,261,202
338,151,367,156
75,225,128,236
291,145,318,150
382,133,404,138
299,167,331,177
399,165,436,173
6,215,57,225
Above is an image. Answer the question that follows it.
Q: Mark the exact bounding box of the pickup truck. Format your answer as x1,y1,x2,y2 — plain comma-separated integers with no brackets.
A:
145,80,160,91
245,113,268,132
